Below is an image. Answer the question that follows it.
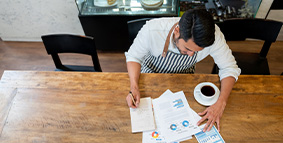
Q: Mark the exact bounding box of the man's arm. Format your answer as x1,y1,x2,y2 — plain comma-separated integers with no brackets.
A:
197,76,235,132
195,25,239,132
126,61,141,108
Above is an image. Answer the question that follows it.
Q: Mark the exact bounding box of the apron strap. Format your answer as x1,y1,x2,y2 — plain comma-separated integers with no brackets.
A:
162,22,179,57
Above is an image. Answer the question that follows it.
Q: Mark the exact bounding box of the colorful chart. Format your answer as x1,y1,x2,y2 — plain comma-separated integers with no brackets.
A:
151,131,159,138
170,124,177,131
182,120,189,127
173,99,184,108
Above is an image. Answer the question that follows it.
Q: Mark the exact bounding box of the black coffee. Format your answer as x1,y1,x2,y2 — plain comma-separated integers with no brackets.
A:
201,86,215,97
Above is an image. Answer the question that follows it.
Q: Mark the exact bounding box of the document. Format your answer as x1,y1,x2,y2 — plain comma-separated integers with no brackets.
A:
130,97,156,133
142,107,200,143
152,90,201,142
139,89,225,143
191,101,225,143
195,124,225,143
142,90,191,143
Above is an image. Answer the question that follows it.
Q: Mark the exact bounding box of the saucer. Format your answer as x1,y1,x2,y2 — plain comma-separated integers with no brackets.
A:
194,82,220,106
93,0,118,7
141,0,163,10
141,0,163,6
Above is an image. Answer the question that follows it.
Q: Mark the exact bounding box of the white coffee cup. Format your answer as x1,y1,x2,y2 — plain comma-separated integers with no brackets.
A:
194,82,220,106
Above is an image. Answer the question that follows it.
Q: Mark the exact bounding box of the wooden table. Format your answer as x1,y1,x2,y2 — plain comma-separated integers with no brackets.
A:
0,71,282,142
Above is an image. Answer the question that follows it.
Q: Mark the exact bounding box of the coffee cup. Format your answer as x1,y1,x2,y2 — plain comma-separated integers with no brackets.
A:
199,85,216,101
194,82,220,106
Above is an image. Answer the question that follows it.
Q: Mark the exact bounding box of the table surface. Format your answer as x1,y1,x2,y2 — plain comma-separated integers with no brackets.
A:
0,71,283,143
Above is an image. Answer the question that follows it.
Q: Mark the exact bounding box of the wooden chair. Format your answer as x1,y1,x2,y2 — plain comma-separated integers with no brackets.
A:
212,18,282,75
41,34,102,72
127,18,152,45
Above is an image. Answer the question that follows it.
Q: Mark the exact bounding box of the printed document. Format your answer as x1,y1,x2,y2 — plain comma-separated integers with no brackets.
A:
152,90,201,142
139,89,225,143
142,90,193,143
142,107,200,143
195,124,225,143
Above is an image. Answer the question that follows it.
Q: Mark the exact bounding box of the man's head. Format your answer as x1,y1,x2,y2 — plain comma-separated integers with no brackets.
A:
179,9,215,47
173,9,215,56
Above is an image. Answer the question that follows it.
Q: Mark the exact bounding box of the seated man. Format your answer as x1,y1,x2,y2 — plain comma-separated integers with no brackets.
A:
125,9,241,132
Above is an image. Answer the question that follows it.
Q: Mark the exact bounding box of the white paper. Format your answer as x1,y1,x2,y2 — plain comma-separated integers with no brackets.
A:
158,89,174,99
152,90,201,142
192,107,225,143
142,90,185,143
130,97,155,133
191,107,202,122
195,124,225,143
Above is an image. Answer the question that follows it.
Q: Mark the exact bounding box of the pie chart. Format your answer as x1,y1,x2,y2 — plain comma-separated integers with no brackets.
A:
152,131,159,138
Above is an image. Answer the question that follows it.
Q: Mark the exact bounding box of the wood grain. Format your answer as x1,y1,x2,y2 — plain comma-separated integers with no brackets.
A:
0,88,17,135
0,71,283,142
0,88,136,143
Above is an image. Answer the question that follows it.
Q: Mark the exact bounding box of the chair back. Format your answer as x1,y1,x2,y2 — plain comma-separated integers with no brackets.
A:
216,18,282,57
127,18,152,45
41,34,102,72
212,18,282,75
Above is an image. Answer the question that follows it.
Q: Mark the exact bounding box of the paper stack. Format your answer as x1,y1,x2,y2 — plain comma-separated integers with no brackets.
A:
142,90,200,143
130,89,225,143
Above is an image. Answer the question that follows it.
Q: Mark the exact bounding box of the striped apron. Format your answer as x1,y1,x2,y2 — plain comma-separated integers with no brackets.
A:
141,22,198,74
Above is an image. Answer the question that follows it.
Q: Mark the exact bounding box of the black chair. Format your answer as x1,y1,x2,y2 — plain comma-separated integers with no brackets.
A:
212,18,282,75
41,34,102,72
265,0,283,19
127,18,152,45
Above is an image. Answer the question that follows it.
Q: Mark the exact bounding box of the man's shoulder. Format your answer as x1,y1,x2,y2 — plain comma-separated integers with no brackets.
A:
214,24,221,34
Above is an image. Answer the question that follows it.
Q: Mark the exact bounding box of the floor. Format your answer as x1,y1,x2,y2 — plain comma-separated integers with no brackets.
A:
0,40,282,79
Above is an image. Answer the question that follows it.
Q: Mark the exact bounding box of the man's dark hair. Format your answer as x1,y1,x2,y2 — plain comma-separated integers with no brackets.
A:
179,9,215,48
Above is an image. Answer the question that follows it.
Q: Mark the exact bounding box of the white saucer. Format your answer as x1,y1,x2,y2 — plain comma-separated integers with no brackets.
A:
141,2,163,9
141,0,163,6
141,0,163,9
93,0,118,7
194,82,220,106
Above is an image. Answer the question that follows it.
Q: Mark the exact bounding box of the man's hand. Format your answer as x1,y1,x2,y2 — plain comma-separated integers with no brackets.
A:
126,89,140,108
197,76,236,132
126,62,141,108
197,100,226,132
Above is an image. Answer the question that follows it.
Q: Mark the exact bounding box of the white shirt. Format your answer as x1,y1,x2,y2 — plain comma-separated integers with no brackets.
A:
125,17,241,81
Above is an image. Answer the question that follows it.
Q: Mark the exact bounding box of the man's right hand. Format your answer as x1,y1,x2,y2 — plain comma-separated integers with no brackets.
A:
126,89,140,108
126,61,142,108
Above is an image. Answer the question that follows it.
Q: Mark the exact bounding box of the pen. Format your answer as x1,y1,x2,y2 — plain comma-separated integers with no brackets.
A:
129,91,137,106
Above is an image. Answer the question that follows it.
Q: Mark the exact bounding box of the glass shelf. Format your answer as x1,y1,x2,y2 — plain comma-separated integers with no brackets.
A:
76,0,179,16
